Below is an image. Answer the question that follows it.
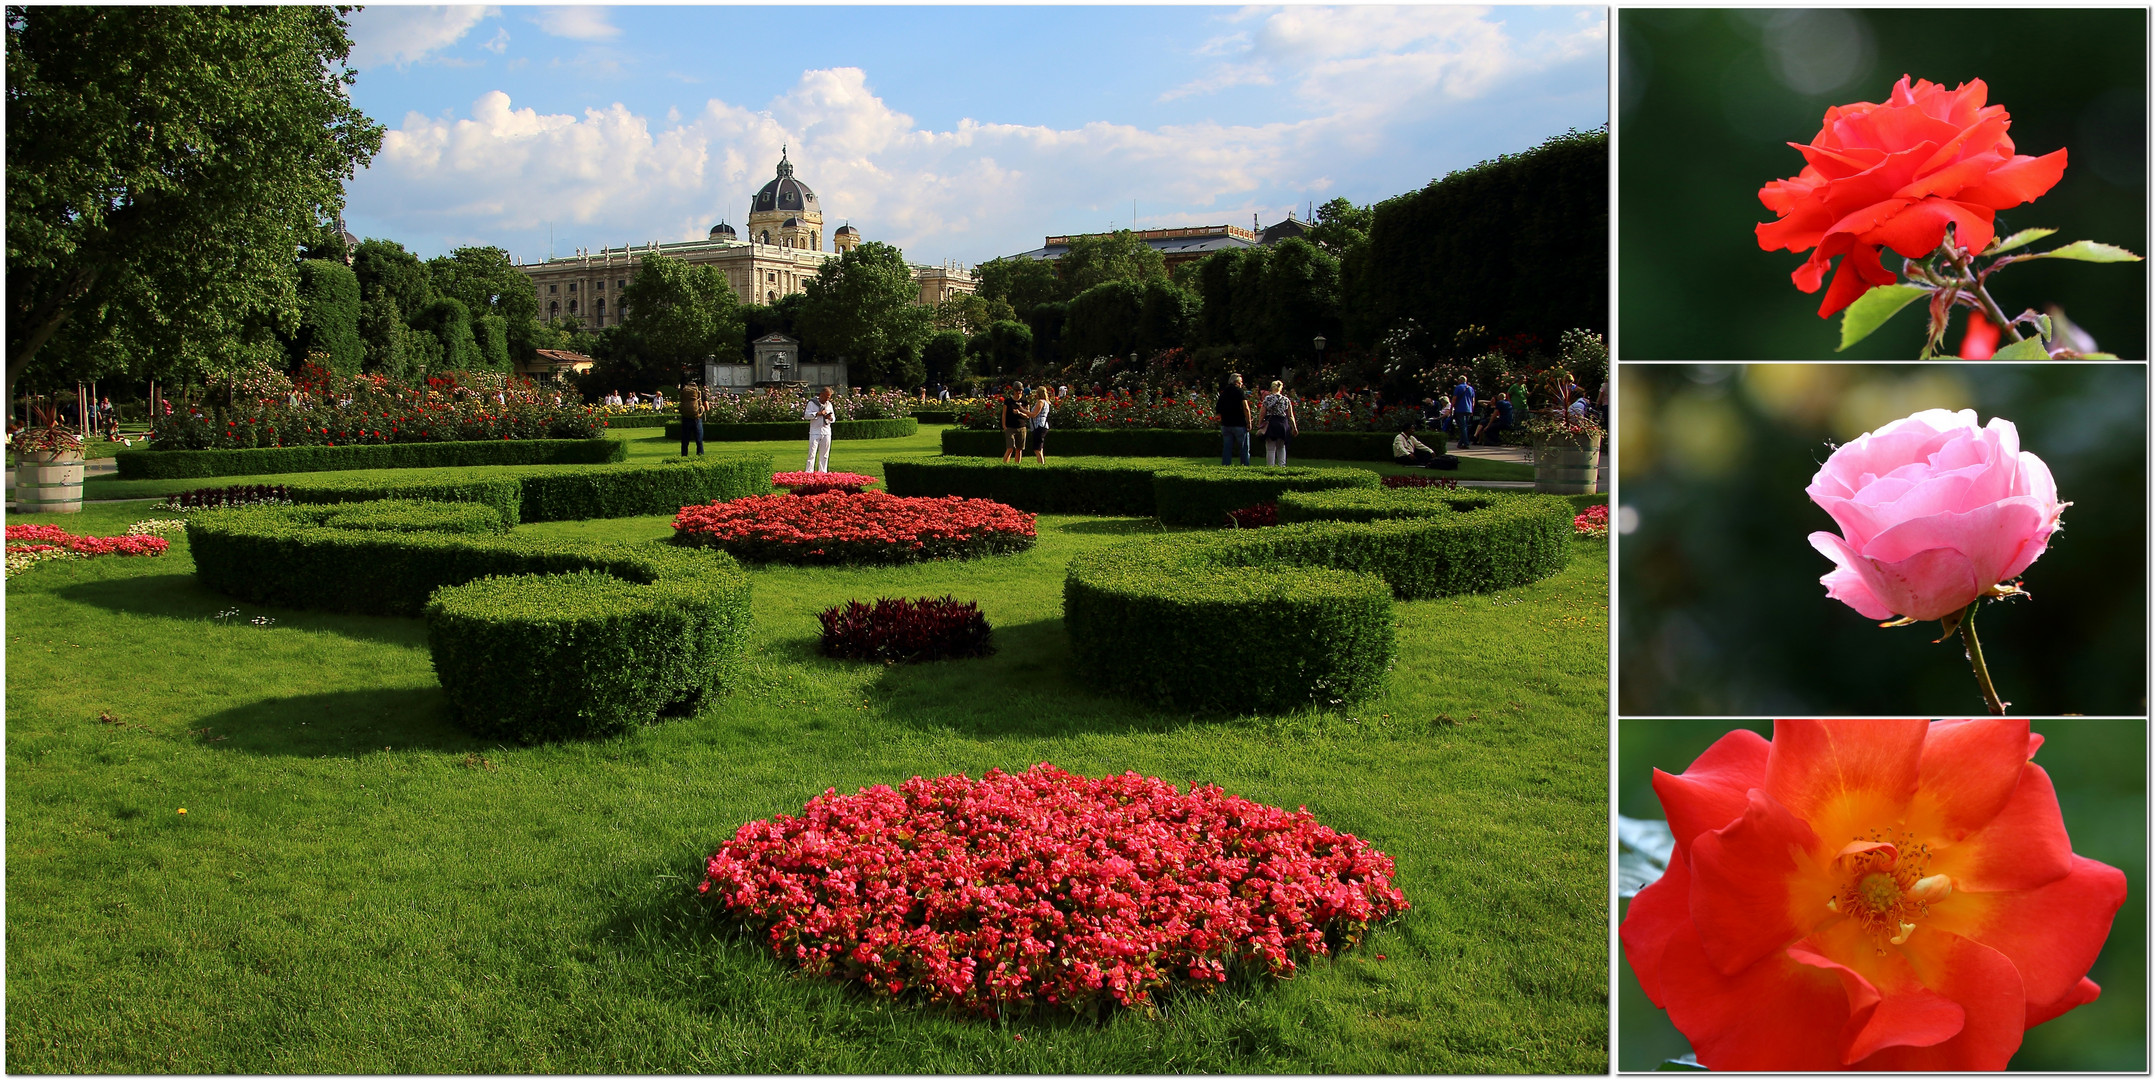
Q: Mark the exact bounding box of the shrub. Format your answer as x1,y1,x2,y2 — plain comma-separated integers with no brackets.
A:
671,492,1036,565
147,397,607,450
883,457,1160,515
701,763,1408,1016
281,455,774,526
938,427,1404,461
911,409,959,424
1382,474,1459,490
426,547,752,742
818,596,993,663
953,393,1424,434
1150,465,1379,527
165,484,293,512
600,412,672,429
772,470,879,495
661,417,917,442
113,438,625,480
1273,488,1574,599
317,499,509,535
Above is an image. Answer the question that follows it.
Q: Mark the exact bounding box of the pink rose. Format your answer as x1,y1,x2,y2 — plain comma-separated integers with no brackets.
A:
1807,408,2065,622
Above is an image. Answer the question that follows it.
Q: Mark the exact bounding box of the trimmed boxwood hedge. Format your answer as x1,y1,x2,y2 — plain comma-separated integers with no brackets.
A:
1062,487,1575,713
317,499,510,535
600,413,673,429
911,409,959,424
882,457,1162,515
187,504,753,741
114,438,624,479
660,417,917,441
1150,465,1380,527
282,455,773,526
939,427,1412,461
882,457,1379,522
1064,537,1395,714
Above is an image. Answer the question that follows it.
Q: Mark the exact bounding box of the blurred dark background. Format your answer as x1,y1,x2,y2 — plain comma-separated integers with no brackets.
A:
1618,719,2147,1071
1619,9,2146,359
1617,363,2145,716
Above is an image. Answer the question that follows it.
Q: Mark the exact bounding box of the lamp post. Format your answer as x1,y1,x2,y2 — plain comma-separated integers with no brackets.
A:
1298,334,1324,383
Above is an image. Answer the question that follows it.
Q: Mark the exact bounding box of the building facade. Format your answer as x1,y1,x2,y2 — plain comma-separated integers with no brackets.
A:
516,150,973,326
1012,215,1314,274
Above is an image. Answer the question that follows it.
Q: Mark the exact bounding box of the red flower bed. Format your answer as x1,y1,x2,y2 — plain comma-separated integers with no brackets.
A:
1382,474,1458,490
1226,502,1277,528
6,524,171,557
672,491,1035,565
820,596,993,663
1574,503,1609,538
773,471,880,496
700,763,1408,1016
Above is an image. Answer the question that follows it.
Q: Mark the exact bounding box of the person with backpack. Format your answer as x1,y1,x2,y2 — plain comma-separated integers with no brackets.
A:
676,370,706,456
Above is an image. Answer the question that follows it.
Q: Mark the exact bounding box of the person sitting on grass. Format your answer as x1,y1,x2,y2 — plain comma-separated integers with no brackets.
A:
1392,423,1438,467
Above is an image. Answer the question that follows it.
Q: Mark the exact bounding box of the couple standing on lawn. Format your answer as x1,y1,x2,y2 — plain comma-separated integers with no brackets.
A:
1217,373,1299,466
1000,384,1050,465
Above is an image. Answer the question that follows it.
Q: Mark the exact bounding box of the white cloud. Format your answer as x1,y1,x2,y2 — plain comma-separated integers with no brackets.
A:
481,26,511,54
349,9,1607,264
347,6,494,69
529,6,621,42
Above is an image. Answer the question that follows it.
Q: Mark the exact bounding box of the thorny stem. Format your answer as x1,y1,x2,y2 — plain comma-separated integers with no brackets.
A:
1943,244,2026,344
1958,599,2008,715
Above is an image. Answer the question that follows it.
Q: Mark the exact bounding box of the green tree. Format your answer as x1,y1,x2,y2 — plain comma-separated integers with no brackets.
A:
351,238,432,321
473,313,510,371
428,245,543,362
1064,279,1145,362
966,319,1033,380
6,6,383,402
1024,301,1068,372
921,329,969,388
1137,278,1198,355
797,241,930,387
411,296,479,371
291,258,362,374
617,252,744,376
931,292,1015,337
1054,230,1167,296
969,256,1060,320
1307,197,1374,260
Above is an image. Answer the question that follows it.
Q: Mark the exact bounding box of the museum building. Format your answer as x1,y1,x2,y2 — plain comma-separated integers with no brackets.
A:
515,149,973,327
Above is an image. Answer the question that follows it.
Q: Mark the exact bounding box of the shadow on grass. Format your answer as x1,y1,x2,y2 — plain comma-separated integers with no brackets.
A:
860,618,1197,739
192,686,487,757
1051,518,1165,536
57,574,429,650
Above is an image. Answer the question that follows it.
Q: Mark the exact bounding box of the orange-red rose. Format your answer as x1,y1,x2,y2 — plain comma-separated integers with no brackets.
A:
1756,76,2068,317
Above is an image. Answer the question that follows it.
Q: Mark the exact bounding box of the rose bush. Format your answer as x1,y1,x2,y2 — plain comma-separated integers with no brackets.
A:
1806,408,2064,623
149,398,606,450
1622,719,2125,1070
701,763,1408,1016
1757,76,2068,317
672,491,1035,565
956,394,1421,433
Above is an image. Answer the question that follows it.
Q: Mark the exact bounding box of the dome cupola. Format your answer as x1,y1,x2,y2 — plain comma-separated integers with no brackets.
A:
751,147,819,215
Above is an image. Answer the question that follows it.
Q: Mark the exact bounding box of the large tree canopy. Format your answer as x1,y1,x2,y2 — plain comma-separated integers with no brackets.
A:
1054,230,1167,297
798,241,931,387
617,252,744,378
969,255,1060,320
5,5,383,398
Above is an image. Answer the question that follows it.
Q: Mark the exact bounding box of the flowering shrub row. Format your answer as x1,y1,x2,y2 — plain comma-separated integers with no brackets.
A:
1226,503,1278,528
1382,474,1459,490
955,394,1423,434
700,763,1408,1016
700,389,918,424
148,398,606,451
6,524,171,577
165,485,293,512
819,596,994,663
671,492,1036,565
773,471,879,495
1574,503,1609,538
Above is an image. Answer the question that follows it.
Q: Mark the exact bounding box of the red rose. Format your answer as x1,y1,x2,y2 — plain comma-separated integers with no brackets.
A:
1756,76,2068,317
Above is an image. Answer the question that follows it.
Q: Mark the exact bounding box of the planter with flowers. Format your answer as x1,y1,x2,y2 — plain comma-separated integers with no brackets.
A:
12,425,86,513
1526,413,1603,495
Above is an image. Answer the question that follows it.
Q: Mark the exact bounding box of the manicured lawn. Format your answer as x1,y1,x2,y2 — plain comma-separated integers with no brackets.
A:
8,443,1605,1073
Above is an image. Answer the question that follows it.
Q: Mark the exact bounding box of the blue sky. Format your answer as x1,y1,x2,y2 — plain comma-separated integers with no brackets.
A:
341,5,1608,268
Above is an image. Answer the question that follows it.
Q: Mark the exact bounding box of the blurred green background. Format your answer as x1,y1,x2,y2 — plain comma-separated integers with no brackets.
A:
1619,9,2146,359
1618,719,2146,1071
1618,363,2145,716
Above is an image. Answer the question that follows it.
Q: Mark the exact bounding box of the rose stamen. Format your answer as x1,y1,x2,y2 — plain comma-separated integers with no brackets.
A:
1830,829,1943,953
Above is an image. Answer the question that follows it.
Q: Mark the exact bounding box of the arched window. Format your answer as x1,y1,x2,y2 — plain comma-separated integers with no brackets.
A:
547,300,559,322
761,230,770,244
766,291,776,303
595,299,605,326
568,299,577,313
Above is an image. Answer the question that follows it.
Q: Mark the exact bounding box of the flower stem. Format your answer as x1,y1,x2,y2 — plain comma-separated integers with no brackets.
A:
1958,600,2008,715
1947,244,2025,344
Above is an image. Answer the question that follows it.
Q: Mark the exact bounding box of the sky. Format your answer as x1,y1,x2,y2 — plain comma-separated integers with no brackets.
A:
340,5,1609,270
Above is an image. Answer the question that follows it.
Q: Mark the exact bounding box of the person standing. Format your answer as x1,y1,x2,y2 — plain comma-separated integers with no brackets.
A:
1217,373,1251,466
1021,386,1051,464
676,373,706,456
804,386,836,472
1260,380,1297,466
1000,383,1026,464
1451,373,1477,449
1596,379,1610,429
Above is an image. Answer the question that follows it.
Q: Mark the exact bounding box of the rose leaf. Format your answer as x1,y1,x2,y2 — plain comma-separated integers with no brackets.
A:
1985,227,2058,256
1617,814,1675,898
1657,1054,1709,1071
1991,336,2051,359
2027,240,2144,263
1837,284,1930,351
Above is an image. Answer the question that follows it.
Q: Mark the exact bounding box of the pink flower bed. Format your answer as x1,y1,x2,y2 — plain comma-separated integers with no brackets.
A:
772,471,880,496
700,763,1408,1016
7,524,171,557
1573,503,1609,538
672,491,1035,565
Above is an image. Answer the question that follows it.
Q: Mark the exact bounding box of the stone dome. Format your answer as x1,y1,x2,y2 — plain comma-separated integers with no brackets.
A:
834,224,858,236
708,222,737,240
751,149,819,215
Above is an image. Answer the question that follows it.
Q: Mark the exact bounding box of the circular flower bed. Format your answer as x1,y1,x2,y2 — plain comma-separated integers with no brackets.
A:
772,470,879,496
700,763,1408,1016
672,491,1035,565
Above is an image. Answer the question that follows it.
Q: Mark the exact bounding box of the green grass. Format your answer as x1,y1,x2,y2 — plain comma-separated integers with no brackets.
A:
7,468,1608,1073
79,426,1536,500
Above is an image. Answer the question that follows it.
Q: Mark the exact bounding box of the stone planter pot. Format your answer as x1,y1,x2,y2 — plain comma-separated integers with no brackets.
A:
1532,436,1601,494
14,449,85,513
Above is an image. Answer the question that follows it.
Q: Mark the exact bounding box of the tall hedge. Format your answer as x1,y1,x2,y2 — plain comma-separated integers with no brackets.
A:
295,259,363,374
114,438,624,479
1349,127,1607,348
282,454,774,525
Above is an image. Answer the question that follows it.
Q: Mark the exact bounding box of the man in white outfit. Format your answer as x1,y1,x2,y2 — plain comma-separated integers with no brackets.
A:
804,386,836,472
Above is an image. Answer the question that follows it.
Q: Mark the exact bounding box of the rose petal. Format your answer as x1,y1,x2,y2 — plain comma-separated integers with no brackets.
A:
1687,788,1823,974
1652,727,1772,849
1658,928,1855,1071
1763,719,1927,835
1913,719,2037,843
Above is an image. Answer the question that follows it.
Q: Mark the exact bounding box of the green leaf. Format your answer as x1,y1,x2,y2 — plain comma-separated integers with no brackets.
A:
1617,814,1675,898
1658,1054,1708,1071
1985,228,2057,256
1991,336,2050,359
1837,285,1930,352
2027,240,2144,263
